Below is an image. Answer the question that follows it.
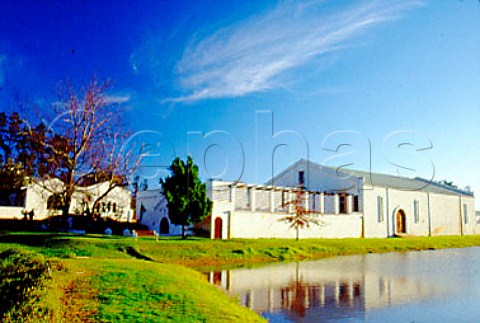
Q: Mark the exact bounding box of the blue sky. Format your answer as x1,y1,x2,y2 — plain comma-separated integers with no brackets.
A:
1,1,479,207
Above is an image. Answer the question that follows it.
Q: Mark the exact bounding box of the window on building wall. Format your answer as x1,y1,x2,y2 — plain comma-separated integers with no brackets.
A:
377,196,384,223
298,171,305,187
464,204,468,224
339,194,347,214
311,193,316,211
112,203,117,213
353,196,359,212
414,200,420,224
246,188,251,207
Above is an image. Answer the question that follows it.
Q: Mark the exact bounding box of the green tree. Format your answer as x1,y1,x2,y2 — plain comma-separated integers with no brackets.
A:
160,156,212,239
0,112,31,206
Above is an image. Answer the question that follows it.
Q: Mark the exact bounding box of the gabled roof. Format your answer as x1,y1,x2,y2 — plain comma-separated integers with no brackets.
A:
136,188,164,199
341,168,473,197
268,159,474,197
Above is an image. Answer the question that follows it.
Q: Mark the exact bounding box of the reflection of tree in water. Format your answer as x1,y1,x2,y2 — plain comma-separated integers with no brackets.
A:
280,280,321,317
279,277,363,317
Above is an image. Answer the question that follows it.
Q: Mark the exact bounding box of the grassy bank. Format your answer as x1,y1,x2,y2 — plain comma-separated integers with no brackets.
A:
3,233,478,268
0,249,51,322
4,233,480,269
2,233,480,321
134,235,480,269
0,245,265,322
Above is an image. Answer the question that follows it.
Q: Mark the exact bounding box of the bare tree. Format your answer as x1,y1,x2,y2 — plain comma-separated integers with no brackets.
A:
281,187,322,241
27,77,141,218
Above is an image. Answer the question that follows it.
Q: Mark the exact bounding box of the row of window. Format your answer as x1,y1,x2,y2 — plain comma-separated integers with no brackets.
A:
238,188,360,213
378,197,420,224
47,194,117,213
94,201,118,213
46,194,120,214
377,197,470,225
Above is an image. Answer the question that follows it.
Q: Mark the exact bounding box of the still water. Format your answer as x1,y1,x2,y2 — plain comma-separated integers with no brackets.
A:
208,248,480,322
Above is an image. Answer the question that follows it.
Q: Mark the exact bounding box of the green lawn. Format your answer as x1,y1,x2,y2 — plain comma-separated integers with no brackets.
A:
0,236,265,322
2,232,480,321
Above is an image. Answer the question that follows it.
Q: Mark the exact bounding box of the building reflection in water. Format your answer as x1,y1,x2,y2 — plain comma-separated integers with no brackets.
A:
207,252,454,320
276,279,367,320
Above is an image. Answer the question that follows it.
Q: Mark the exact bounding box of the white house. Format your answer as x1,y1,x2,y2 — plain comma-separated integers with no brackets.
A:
134,159,477,239
208,159,477,239
135,189,183,235
0,179,133,221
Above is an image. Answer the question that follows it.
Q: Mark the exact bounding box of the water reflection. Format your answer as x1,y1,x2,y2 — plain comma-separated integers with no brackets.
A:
208,248,480,322
279,279,364,318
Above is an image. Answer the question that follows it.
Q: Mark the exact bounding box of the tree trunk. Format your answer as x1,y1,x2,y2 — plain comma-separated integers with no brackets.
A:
62,205,70,218
62,193,72,217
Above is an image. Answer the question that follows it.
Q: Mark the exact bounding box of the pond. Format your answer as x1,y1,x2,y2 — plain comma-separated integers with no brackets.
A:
207,247,480,322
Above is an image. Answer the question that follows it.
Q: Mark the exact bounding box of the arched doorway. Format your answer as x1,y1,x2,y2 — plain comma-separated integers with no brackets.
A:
214,217,223,239
396,209,407,234
160,217,169,235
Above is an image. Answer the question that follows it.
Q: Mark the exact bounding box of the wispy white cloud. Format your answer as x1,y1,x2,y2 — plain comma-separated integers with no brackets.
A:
50,91,134,110
170,0,423,102
105,92,133,104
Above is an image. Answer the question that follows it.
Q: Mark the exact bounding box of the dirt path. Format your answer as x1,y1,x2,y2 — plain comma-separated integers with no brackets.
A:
60,271,98,322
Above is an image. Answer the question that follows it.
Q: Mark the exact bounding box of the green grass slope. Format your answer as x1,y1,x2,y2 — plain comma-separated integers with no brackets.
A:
2,232,480,322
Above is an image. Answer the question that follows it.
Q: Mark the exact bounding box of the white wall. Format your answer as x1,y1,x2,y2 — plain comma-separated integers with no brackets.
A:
387,189,430,236
209,180,477,239
73,183,133,221
428,194,459,236
362,183,476,237
362,187,388,238
0,180,133,221
209,181,363,239
227,211,363,239
0,206,25,220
